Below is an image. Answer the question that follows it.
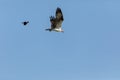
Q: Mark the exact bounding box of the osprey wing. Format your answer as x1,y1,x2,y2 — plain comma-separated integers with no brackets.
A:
56,7,64,21
55,7,64,29
50,16,56,29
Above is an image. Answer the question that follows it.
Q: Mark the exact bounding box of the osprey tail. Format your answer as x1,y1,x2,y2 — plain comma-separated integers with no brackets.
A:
45,28,52,32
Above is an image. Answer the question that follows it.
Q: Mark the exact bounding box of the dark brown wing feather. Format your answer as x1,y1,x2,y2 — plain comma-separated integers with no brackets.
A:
56,7,64,21
50,16,56,29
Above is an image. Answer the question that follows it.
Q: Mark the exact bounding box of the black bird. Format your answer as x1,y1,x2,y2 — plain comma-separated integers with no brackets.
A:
22,21,29,26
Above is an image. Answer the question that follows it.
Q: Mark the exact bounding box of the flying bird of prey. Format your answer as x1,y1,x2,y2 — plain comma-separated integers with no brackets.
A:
45,7,64,32
22,21,29,26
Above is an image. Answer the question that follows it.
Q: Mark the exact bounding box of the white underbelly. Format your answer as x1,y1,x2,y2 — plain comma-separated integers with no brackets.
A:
53,28,62,32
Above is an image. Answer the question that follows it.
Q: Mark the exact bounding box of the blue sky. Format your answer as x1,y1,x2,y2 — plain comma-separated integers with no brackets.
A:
0,0,120,80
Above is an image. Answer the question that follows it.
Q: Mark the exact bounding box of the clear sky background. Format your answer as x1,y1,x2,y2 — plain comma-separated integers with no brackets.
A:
0,0,120,80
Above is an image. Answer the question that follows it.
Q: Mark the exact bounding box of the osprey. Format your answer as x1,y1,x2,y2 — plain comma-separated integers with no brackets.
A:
46,7,64,32
22,21,29,26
